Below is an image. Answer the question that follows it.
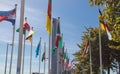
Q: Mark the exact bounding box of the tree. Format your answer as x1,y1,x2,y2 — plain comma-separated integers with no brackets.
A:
89,0,120,50
74,27,119,74
89,0,120,73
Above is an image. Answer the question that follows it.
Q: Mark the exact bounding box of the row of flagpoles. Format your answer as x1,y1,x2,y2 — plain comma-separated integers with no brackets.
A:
0,2,47,74
0,0,76,74
1,0,114,74
4,37,47,74
2,17,76,74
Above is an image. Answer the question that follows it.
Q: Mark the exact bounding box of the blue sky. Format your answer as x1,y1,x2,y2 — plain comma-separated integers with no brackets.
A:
0,0,117,74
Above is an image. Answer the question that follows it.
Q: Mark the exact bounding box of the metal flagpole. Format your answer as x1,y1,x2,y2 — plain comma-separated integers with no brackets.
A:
16,0,25,73
57,45,59,74
99,22,102,74
22,17,27,74
9,4,17,74
65,48,67,74
48,35,51,74
84,26,93,74
48,0,52,73
62,42,65,74
61,33,63,74
44,42,46,74
30,27,33,74
4,43,9,74
89,29,92,74
98,7,103,74
39,37,42,74
4,43,12,74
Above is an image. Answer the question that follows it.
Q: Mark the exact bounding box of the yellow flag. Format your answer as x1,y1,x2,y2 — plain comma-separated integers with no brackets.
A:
26,30,34,42
26,35,32,42
29,30,34,35
46,0,52,35
100,23,105,30
46,15,51,35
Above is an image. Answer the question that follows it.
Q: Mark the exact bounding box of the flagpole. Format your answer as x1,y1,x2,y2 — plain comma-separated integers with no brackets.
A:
9,4,17,74
89,29,92,74
30,27,33,74
47,0,52,73
22,17,27,74
48,35,51,74
44,42,46,74
4,43,12,74
98,6,103,74
4,43,9,74
62,42,65,74
99,21,102,74
16,0,25,73
57,44,59,74
39,37,42,74
61,33,63,74
65,48,67,74
48,16,52,74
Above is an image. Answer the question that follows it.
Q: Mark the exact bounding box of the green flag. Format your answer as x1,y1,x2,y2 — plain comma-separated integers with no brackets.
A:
58,37,62,49
42,52,45,62
16,28,26,35
64,52,67,59
52,47,57,55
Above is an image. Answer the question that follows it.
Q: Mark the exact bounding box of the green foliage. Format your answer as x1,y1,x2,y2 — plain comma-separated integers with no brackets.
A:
74,28,120,74
74,0,120,74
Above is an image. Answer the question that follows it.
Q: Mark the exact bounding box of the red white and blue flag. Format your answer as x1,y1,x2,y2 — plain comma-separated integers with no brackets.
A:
0,8,16,25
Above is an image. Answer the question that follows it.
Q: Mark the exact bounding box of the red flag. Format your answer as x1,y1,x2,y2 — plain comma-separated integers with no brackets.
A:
55,21,61,47
82,37,90,56
23,22,30,31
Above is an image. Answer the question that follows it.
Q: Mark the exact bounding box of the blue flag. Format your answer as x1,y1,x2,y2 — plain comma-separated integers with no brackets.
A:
0,8,16,25
35,40,40,57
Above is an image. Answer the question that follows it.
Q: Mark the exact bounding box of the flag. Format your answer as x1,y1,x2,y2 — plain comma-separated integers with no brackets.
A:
46,0,52,35
99,21,112,40
82,36,90,56
35,40,40,58
98,8,112,40
98,8,102,16
101,22,112,40
23,21,30,31
100,23,105,30
71,59,76,65
106,27,112,40
29,29,34,35
52,47,57,55
26,35,32,42
16,21,30,35
42,51,46,62
63,52,67,59
65,58,69,68
16,28,26,35
59,46,64,65
62,57,64,65
55,22,61,47
26,30,34,42
58,37,62,49
0,8,16,25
